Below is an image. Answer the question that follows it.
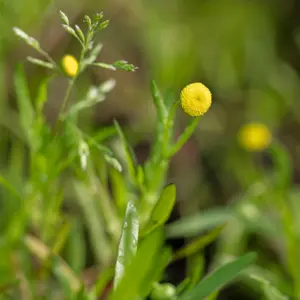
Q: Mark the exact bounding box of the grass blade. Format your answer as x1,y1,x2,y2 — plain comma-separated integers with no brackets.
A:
179,252,256,300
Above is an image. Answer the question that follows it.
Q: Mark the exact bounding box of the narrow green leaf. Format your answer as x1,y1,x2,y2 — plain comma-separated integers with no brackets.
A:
89,267,114,300
91,126,117,142
143,184,176,235
186,253,205,290
14,64,34,141
64,94,105,118
269,142,291,189
83,43,103,66
176,278,191,296
113,200,139,289
110,168,127,216
13,27,41,51
93,62,116,71
173,225,226,261
113,119,137,183
168,117,200,157
0,174,22,200
35,77,49,113
166,208,233,238
27,57,54,69
66,219,86,274
110,230,164,300
151,80,167,122
179,253,256,300
250,274,289,300
140,246,173,298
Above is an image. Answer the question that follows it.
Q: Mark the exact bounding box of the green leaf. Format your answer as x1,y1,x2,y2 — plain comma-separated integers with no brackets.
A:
0,174,22,200
88,267,114,300
35,77,49,113
110,168,127,216
143,184,176,235
14,64,35,142
168,117,200,157
179,253,256,300
113,119,137,183
269,142,291,189
66,219,86,274
27,57,54,69
113,200,139,289
250,274,289,300
176,278,191,296
64,79,115,118
173,225,226,261
83,43,103,66
13,27,41,51
166,208,233,238
186,253,205,291
151,80,168,123
93,62,116,71
140,246,172,298
110,230,164,300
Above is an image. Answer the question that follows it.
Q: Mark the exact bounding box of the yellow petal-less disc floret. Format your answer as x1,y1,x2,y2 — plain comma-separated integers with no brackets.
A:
238,123,272,152
180,82,212,117
62,55,78,77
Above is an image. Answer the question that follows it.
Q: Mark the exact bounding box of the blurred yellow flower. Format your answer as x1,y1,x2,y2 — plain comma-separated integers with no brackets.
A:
62,55,78,77
180,82,212,116
238,123,272,152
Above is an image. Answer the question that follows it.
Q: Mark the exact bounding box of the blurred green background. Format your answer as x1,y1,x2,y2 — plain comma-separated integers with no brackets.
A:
2,0,300,299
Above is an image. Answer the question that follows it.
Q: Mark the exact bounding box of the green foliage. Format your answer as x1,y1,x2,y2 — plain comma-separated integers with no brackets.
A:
2,3,298,300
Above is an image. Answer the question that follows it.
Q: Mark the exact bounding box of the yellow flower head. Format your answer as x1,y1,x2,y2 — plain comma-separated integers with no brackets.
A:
180,82,212,116
238,122,272,152
62,55,78,77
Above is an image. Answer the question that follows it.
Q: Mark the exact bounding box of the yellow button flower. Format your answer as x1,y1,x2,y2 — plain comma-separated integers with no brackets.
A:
62,54,78,77
238,123,272,152
180,82,212,116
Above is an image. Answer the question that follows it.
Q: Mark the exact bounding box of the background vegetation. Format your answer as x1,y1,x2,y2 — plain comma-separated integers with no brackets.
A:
1,0,300,299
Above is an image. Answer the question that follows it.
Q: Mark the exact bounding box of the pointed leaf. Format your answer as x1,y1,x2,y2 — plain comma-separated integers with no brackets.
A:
151,80,167,122
179,253,256,300
143,184,176,235
27,57,54,69
250,274,288,300
173,225,226,261
14,64,34,142
113,200,139,288
168,117,200,157
110,230,164,300
113,119,137,183
166,208,233,238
